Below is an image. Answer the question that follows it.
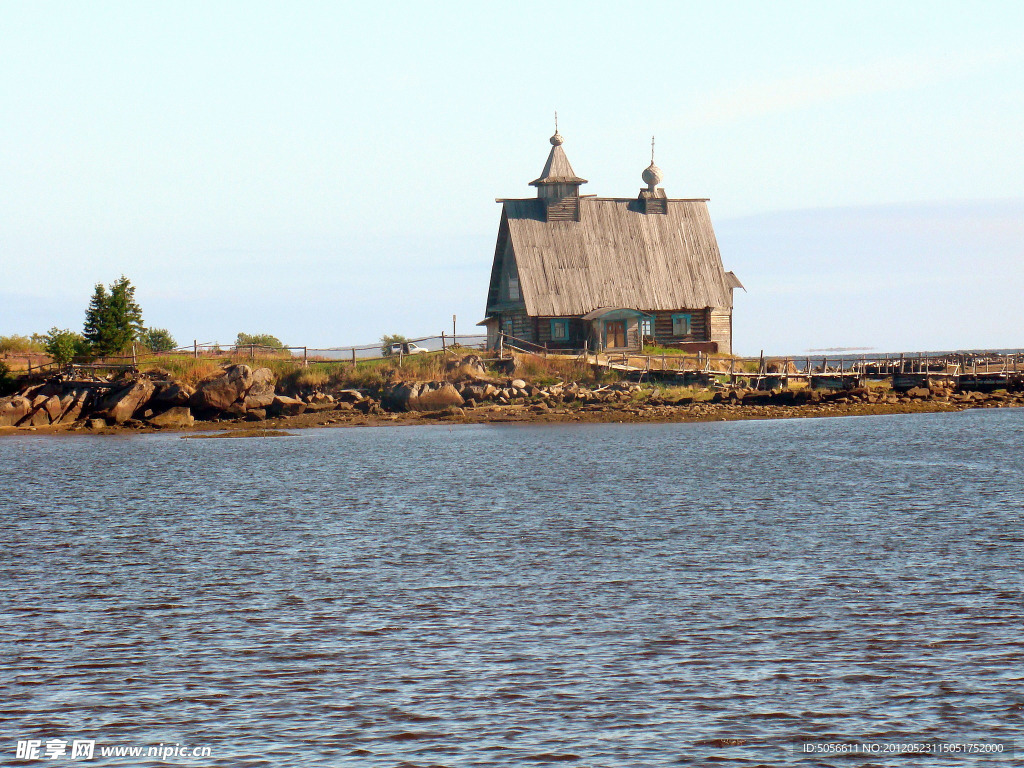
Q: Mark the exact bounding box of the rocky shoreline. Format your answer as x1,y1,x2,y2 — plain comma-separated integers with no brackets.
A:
2,356,1021,437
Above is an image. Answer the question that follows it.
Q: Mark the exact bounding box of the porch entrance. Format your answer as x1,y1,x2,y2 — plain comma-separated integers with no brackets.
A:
606,320,626,349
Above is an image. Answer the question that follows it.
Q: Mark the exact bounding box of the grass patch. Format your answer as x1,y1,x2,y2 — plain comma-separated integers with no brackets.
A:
515,353,602,385
137,348,627,393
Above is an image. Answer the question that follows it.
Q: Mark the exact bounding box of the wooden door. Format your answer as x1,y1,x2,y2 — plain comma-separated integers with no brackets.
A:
606,320,626,348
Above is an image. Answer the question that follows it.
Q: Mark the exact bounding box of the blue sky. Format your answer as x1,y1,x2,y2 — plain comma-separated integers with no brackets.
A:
2,1,1022,354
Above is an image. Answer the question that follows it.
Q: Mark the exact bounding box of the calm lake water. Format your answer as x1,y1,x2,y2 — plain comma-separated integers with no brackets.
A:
2,410,1023,766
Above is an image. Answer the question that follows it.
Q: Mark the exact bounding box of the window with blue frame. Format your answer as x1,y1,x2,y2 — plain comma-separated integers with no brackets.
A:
671,313,692,336
550,319,569,341
640,318,653,338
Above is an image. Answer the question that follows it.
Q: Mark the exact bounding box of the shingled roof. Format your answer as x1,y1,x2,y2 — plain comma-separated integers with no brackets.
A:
530,140,587,186
491,197,735,317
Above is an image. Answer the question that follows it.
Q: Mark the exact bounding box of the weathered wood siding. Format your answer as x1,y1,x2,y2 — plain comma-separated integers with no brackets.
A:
499,309,535,343
709,308,732,355
651,310,708,344
536,316,584,348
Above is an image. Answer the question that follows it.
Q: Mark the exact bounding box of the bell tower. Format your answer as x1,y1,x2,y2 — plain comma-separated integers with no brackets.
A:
529,115,587,222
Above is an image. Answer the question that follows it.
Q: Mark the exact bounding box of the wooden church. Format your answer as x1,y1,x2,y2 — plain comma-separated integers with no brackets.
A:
480,128,742,354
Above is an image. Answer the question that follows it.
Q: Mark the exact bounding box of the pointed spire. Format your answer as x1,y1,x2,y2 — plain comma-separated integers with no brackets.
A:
530,119,587,187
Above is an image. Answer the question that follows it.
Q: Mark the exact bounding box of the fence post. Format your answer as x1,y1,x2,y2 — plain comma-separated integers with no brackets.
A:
194,340,198,359
132,344,137,367
442,332,446,353
303,347,308,367
352,347,356,366
250,344,254,360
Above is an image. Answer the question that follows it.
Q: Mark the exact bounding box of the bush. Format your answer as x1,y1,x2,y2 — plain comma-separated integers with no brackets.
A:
0,335,44,354
380,334,408,357
140,328,177,352
43,327,89,365
236,333,284,350
0,361,17,396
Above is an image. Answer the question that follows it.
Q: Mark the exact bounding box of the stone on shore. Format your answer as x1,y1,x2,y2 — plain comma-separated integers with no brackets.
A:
269,395,306,416
192,364,255,411
148,407,196,429
383,381,464,412
242,367,276,410
0,396,34,427
43,395,65,421
153,381,195,407
94,378,156,424
56,390,90,424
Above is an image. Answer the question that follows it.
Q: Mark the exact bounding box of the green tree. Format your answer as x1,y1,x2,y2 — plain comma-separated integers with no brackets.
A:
380,334,408,356
235,333,284,349
140,328,177,352
83,276,145,356
43,327,89,365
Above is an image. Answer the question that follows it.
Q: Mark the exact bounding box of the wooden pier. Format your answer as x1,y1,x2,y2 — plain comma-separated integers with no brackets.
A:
583,348,1024,393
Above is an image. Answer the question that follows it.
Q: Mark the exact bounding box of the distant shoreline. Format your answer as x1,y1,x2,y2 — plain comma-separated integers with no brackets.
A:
2,396,1017,438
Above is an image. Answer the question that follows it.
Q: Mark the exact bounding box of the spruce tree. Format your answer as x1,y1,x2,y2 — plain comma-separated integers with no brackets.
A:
83,283,111,354
82,276,145,356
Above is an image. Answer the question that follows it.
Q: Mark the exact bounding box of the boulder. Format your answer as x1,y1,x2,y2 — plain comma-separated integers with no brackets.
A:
244,408,267,421
56,390,91,424
94,379,156,424
0,396,34,427
153,380,195,407
414,383,464,411
148,407,195,429
445,354,494,382
240,367,276,409
29,407,52,427
511,379,527,390
381,382,418,411
269,395,306,417
88,418,107,430
335,389,364,403
462,384,487,401
383,381,464,412
192,365,255,411
43,395,64,421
